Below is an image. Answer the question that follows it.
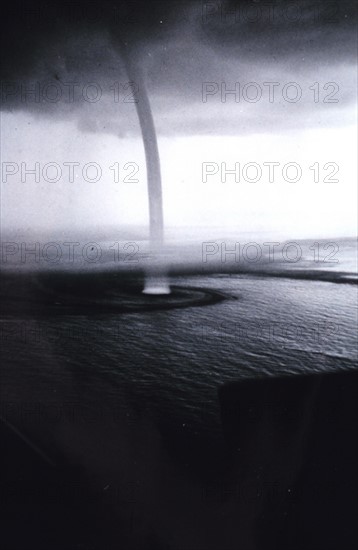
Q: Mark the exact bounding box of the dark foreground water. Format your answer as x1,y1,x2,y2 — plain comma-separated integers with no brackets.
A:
0,241,357,550
1,269,357,426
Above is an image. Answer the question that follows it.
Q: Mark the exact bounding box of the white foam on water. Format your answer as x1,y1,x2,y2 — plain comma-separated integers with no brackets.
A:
142,276,171,295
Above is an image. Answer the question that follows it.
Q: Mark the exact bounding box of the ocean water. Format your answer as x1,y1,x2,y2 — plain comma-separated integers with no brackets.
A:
1,257,357,439
0,236,357,549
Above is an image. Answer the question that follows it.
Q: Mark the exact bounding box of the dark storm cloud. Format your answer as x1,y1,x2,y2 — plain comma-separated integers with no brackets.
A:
1,1,356,136
2,1,356,71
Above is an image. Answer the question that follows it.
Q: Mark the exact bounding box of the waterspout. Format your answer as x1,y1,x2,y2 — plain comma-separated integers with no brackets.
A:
123,50,171,295
142,273,171,295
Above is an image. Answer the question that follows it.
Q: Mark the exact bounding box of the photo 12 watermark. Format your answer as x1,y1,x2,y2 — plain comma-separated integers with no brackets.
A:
1,161,140,184
1,80,139,105
1,241,141,265
201,320,341,346
201,241,340,264
201,162,339,184
202,81,340,103
201,1,341,26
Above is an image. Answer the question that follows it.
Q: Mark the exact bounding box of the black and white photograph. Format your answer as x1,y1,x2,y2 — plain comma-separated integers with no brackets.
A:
0,1,357,549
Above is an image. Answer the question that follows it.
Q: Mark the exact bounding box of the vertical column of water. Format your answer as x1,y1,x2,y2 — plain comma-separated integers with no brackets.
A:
123,48,170,294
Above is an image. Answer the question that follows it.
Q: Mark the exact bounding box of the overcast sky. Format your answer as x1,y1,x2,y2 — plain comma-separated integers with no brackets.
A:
1,1,357,238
